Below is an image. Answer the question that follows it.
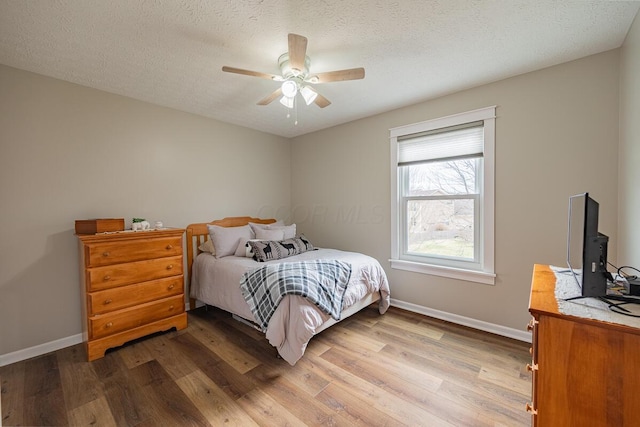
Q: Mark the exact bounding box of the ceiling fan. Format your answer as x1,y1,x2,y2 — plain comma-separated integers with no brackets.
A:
222,33,365,109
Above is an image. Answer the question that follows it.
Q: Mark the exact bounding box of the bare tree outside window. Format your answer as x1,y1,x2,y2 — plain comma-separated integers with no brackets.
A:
404,158,479,260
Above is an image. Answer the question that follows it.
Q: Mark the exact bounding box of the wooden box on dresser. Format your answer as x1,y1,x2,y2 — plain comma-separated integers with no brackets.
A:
77,228,187,361
527,264,640,427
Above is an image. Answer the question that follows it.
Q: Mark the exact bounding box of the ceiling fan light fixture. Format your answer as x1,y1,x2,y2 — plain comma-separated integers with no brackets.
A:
222,34,364,112
300,85,318,105
281,80,298,98
279,95,295,108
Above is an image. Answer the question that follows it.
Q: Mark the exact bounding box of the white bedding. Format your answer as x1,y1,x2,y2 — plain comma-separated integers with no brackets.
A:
190,248,390,365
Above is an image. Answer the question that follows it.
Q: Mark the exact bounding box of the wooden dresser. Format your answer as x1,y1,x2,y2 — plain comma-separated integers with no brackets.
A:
77,228,187,361
527,264,640,426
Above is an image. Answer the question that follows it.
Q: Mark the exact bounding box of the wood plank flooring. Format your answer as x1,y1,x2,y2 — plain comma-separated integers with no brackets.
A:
1,306,532,426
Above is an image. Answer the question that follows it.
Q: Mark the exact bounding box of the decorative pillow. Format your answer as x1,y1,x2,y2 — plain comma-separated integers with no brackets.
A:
248,235,314,262
208,224,253,258
249,222,296,239
246,239,261,257
198,239,215,255
255,228,285,240
232,238,256,257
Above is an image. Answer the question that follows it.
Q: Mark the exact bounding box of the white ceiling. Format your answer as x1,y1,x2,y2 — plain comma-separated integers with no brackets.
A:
1,1,638,138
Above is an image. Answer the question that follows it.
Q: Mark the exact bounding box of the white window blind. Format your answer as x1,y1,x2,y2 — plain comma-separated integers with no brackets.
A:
397,121,484,166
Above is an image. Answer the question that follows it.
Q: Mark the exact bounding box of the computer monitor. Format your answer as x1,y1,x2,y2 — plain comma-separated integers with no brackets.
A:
567,192,609,297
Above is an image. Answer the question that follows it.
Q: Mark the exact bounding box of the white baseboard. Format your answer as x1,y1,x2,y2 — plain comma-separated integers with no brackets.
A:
390,299,532,343
0,333,84,367
1,300,530,367
0,305,195,367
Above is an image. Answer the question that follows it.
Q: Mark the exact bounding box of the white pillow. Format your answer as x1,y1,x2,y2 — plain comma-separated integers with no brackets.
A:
198,239,215,255
275,224,296,239
234,238,248,257
249,221,284,235
249,222,296,239
207,224,253,258
255,228,285,240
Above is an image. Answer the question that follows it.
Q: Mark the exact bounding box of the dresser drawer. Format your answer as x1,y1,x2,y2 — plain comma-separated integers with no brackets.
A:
86,255,183,291
84,236,182,267
89,294,184,339
88,276,183,315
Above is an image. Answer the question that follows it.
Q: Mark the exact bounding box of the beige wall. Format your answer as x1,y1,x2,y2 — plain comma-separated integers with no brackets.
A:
619,12,640,268
2,37,635,359
0,65,291,357
291,50,621,331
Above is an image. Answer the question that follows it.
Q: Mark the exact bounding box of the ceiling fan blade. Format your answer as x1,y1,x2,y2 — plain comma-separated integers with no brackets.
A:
312,67,365,83
314,93,331,108
222,66,279,80
288,33,308,72
257,87,283,106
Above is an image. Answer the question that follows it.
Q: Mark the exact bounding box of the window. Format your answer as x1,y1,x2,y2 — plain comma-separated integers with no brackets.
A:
390,106,496,285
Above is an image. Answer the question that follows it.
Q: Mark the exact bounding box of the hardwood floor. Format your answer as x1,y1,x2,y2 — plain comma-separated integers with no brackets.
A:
1,306,532,426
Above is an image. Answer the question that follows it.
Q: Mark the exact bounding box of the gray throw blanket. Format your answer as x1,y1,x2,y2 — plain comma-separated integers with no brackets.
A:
240,260,352,331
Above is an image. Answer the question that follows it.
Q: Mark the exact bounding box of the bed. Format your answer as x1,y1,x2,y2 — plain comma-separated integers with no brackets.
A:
185,216,390,365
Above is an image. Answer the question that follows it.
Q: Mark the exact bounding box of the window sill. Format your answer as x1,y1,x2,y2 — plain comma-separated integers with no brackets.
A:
389,259,496,285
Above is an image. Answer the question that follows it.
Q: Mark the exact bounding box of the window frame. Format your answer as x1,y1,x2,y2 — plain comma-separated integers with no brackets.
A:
389,106,496,285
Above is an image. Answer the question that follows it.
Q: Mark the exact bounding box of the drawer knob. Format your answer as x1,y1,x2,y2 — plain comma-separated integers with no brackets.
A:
168,284,175,290
526,363,538,372
167,264,173,270
525,403,537,415
105,322,113,328
102,251,110,257
169,305,175,311
104,299,112,305
526,319,538,331
166,244,173,250
103,275,111,281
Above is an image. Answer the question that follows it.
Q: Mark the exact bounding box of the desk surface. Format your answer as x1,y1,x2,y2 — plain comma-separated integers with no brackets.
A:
528,264,559,315
529,263,640,336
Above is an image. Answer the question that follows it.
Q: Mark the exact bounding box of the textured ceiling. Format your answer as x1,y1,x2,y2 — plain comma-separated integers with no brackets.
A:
1,1,638,138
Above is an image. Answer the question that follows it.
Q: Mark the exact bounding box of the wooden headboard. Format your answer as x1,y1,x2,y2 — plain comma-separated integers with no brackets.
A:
185,216,276,309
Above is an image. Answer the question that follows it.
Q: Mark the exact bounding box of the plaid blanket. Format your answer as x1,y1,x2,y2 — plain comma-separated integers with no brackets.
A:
239,260,352,331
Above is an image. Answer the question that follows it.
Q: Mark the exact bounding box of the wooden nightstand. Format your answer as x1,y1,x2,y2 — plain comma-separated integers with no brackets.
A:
77,228,187,361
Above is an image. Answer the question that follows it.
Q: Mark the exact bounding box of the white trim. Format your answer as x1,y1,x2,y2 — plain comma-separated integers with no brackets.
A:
390,259,496,285
481,114,496,274
0,333,83,367
390,106,496,281
390,298,532,343
390,106,497,138
390,138,400,260
0,300,531,367
1,303,195,367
